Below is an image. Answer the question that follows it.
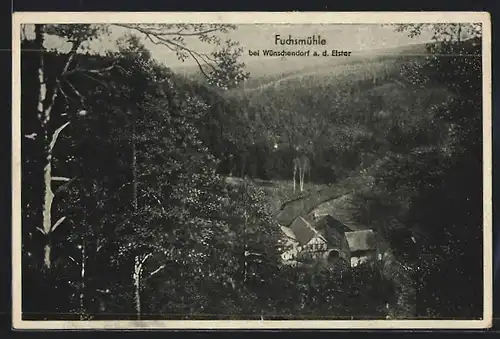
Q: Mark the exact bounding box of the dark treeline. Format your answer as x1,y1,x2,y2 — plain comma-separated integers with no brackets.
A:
351,28,483,318
215,54,451,183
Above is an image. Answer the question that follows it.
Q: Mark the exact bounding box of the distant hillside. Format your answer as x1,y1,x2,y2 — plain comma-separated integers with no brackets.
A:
173,42,429,90
209,40,453,183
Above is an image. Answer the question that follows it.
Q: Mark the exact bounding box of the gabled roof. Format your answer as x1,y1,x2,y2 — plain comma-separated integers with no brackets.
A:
280,226,297,241
289,216,316,245
345,229,377,252
314,216,350,248
315,215,351,234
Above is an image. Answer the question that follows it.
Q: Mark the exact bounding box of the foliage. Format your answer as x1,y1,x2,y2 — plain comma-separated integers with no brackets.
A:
21,24,256,319
352,25,483,318
21,22,483,321
217,49,451,183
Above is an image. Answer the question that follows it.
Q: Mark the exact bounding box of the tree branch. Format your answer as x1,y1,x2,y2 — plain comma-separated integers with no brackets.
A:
64,79,85,104
145,264,166,281
140,188,167,215
185,49,211,79
24,133,37,140
49,122,71,153
54,177,78,194
61,39,83,75
78,71,111,89
51,216,67,232
113,23,221,37
56,77,74,106
52,176,71,182
64,62,130,76
114,24,218,77
140,252,153,267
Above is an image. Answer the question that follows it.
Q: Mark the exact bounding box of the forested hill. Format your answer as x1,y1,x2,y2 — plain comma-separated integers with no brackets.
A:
208,36,483,320
211,41,453,184
174,42,430,88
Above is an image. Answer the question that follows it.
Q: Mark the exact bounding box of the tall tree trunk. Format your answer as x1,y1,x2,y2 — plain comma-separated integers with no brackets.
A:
130,109,142,319
35,24,73,270
41,123,70,269
35,24,46,123
299,168,304,192
133,256,142,320
307,166,312,188
132,252,152,320
242,212,248,284
35,24,54,270
79,240,86,320
131,113,138,211
42,136,55,269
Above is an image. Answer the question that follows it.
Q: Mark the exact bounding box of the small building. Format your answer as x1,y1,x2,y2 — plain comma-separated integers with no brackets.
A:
279,214,383,269
279,225,300,264
313,215,351,264
345,229,379,267
279,215,352,268
282,216,326,266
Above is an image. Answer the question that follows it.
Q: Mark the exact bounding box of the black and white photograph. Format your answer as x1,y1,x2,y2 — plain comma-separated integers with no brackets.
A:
12,12,492,329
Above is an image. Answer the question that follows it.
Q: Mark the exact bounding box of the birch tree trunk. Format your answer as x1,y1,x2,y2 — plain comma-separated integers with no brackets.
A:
35,24,52,269
299,166,304,192
130,109,142,319
242,212,248,284
133,256,142,320
35,24,61,270
293,166,297,193
41,122,70,269
132,252,153,320
79,240,86,320
131,111,138,211
35,24,75,270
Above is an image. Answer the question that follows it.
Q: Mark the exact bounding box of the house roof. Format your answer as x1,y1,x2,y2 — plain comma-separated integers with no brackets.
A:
315,215,351,234
280,226,297,240
313,215,351,252
345,229,377,252
289,216,316,245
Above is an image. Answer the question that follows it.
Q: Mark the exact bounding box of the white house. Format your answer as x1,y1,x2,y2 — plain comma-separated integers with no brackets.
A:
279,216,382,269
279,215,351,267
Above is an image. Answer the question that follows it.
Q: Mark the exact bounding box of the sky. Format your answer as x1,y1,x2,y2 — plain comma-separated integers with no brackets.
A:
23,23,434,69
131,24,434,68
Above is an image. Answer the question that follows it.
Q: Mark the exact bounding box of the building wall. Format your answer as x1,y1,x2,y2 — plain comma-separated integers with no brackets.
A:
303,236,328,252
350,250,377,267
280,236,300,264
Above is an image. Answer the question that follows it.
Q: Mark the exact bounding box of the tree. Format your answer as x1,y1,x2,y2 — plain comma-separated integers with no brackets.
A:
24,23,249,271
22,23,250,319
29,24,109,270
377,23,483,318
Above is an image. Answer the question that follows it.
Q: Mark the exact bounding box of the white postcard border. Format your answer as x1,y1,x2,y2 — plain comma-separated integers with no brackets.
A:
11,11,493,330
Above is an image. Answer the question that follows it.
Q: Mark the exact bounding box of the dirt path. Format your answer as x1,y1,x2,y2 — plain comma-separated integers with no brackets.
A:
275,174,373,227
310,193,367,231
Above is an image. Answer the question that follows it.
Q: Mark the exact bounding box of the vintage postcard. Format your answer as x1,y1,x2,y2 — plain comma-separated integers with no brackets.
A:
12,12,492,329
